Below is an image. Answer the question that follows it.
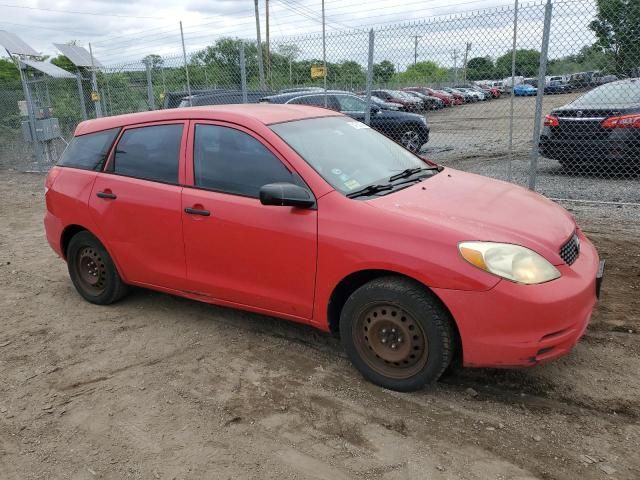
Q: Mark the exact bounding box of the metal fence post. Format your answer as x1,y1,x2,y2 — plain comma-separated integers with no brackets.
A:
88,43,102,118
240,42,248,104
364,29,375,126
75,70,88,121
528,0,552,191
179,21,193,107
18,61,45,172
145,61,154,110
507,0,519,182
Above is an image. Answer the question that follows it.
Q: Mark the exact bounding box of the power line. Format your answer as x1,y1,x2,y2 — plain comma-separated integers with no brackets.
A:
0,2,167,19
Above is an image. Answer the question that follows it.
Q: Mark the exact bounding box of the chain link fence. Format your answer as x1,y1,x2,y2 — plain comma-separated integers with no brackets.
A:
1,0,638,204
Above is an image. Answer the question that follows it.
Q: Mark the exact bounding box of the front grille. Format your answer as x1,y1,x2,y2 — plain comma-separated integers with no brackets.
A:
559,233,580,265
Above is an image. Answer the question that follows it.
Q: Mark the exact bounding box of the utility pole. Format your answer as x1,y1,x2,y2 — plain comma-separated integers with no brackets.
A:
413,35,420,65
462,41,472,84
265,0,270,84
452,49,459,84
254,0,266,89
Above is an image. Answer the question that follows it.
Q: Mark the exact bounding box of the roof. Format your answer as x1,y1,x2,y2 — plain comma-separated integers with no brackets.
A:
262,90,353,103
74,104,343,136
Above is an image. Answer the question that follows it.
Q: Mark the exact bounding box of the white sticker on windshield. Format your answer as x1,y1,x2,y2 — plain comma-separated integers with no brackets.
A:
346,121,370,129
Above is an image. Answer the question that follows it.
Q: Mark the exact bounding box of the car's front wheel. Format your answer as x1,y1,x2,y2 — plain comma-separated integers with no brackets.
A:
67,231,129,305
339,277,455,391
399,127,427,153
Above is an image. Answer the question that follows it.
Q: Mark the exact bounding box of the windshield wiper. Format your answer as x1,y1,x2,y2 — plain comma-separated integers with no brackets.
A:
346,183,393,199
388,166,438,182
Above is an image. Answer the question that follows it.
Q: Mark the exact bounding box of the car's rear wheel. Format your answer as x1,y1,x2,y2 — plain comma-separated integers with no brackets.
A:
339,277,454,391
67,231,129,305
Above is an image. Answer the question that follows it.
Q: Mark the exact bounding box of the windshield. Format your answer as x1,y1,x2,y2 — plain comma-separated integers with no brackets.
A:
571,80,640,107
270,116,435,196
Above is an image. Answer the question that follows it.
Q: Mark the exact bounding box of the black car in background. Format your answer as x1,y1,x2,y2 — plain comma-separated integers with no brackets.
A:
178,90,272,107
544,80,572,94
261,91,429,152
539,78,640,172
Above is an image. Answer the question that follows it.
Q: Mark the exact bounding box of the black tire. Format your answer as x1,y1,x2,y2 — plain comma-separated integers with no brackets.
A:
398,125,428,153
339,276,454,392
66,231,129,305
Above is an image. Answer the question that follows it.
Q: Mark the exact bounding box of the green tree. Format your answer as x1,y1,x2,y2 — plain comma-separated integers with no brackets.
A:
495,49,540,78
466,57,494,80
0,58,19,82
141,54,164,69
589,0,640,74
51,55,76,72
373,60,395,83
395,61,448,84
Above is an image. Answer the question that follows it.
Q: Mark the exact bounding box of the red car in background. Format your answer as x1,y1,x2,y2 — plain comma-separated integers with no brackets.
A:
44,104,604,392
404,87,458,106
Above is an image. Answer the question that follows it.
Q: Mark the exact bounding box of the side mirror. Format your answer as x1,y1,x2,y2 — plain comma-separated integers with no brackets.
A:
259,182,315,208
369,104,381,114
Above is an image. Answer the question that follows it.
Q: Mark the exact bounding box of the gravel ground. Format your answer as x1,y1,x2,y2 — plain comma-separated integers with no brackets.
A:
422,93,640,207
0,171,639,480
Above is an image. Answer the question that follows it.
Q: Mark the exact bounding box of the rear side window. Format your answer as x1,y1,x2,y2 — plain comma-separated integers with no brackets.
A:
112,124,183,183
193,124,295,197
58,128,120,170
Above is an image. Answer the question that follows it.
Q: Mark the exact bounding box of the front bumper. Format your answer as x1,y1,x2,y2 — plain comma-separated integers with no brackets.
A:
434,231,601,368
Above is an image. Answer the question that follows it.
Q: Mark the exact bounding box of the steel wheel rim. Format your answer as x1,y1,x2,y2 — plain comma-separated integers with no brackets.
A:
400,131,421,152
353,303,429,380
77,247,107,294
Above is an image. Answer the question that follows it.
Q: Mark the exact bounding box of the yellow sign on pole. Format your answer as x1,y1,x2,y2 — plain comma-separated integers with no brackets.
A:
91,91,100,102
310,65,327,79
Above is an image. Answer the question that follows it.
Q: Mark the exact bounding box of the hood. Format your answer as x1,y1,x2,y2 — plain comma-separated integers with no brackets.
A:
368,169,575,264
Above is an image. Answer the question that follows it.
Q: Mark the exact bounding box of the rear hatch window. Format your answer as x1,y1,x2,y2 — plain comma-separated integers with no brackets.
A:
58,128,121,171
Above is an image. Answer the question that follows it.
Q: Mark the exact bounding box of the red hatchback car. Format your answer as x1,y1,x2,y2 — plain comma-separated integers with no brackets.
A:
44,105,604,391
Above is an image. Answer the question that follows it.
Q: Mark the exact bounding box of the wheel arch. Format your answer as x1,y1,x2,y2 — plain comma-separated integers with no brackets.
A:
60,224,91,260
59,225,126,282
327,269,462,363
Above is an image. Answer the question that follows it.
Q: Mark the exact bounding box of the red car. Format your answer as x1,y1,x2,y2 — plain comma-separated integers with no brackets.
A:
404,87,457,106
44,105,604,391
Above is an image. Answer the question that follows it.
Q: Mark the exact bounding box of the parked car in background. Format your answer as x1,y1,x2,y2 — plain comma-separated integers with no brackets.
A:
178,90,272,107
539,78,640,171
403,90,445,110
514,84,538,96
278,87,325,94
261,91,429,152
544,80,572,95
46,104,603,392
595,74,618,86
368,95,404,111
404,87,457,106
440,87,470,103
371,89,423,112
478,84,501,98
569,71,597,90
455,86,489,101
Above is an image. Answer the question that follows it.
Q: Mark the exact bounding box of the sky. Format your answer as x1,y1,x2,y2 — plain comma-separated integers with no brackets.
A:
0,0,598,68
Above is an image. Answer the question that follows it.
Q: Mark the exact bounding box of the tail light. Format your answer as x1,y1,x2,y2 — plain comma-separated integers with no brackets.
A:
544,114,560,127
601,114,640,129
45,167,61,194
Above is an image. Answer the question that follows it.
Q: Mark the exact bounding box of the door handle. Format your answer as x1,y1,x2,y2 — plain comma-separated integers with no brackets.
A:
96,191,117,200
184,207,210,216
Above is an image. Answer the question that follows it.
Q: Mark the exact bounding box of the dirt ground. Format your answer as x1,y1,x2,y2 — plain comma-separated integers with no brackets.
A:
0,170,638,480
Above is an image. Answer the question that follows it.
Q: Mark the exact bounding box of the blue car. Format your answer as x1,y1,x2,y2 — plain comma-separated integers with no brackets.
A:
514,84,538,96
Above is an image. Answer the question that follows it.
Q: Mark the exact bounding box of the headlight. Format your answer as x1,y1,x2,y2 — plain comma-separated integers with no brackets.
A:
458,242,560,284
